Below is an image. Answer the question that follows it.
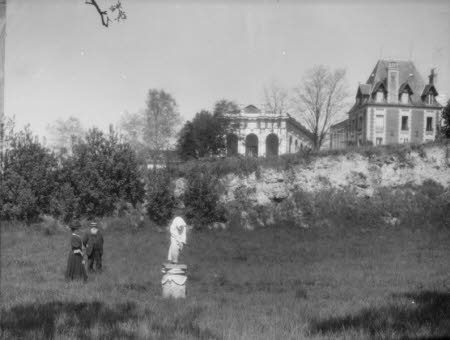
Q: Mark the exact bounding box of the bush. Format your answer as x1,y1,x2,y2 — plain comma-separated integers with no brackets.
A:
183,166,226,228
145,170,175,226
0,128,58,222
56,128,145,220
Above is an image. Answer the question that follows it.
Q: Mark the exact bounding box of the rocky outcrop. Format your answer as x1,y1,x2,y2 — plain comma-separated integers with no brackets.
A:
176,145,450,229
220,146,449,205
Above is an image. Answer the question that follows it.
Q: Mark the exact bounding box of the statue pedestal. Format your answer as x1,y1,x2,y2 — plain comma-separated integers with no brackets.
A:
161,263,187,299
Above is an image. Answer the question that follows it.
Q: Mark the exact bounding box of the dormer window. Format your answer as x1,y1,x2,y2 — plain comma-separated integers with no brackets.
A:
422,83,438,106
401,92,409,104
376,91,384,103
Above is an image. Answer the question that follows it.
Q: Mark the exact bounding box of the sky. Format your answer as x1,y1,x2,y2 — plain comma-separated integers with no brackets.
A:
5,0,450,138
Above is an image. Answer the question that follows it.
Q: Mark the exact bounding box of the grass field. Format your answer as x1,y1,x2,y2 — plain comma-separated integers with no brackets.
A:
1,222,450,339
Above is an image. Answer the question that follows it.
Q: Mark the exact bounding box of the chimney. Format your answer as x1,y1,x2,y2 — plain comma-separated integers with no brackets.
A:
387,62,399,104
428,68,436,85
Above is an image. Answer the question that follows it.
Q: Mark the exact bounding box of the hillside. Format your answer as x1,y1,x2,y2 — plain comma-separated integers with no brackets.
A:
221,145,450,204
174,143,450,230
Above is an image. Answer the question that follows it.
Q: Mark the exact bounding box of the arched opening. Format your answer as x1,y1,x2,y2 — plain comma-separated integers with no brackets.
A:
295,140,298,152
289,136,293,153
266,133,279,157
226,133,238,157
245,134,258,157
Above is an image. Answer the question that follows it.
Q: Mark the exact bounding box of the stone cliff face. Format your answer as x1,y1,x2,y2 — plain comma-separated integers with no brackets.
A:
220,146,449,206
174,145,450,229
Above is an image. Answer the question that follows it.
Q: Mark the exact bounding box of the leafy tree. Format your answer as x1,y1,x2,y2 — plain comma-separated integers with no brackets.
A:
0,127,58,222
213,99,241,117
58,127,144,220
145,170,175,226
144,89,181,154
176,121,197,160
118,89,181,164
292,65,349,150
442,100,450,138
184,167,225,228
45,116,85,156
118,110,149,163
176,110,227,160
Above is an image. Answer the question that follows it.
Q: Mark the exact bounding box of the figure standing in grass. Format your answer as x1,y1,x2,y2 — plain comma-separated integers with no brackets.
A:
83,222,104,273
168,212,187,264
65,221,88,282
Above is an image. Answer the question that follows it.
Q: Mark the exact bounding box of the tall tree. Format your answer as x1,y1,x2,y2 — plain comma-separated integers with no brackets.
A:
46,116,85,155
213,99,241,117
442,100,450,138
263,82,289,115
118,110,148,162
143,89,181,159
176,111,227,160
292,65,349,150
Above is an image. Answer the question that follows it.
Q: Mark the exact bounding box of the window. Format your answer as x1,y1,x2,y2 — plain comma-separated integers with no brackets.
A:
376,91,384,103
427,94,434,105
401,93,409,104
426,117,433,132
401,116,409,131
376,137,383,145
375,115,384,132
358,116,363,130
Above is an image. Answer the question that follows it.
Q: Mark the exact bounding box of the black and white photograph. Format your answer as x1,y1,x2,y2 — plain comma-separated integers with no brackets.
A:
1,0,449,339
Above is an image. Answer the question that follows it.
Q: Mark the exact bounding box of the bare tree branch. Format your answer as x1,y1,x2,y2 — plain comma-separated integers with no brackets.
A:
263,82,289,115
85,0,126,27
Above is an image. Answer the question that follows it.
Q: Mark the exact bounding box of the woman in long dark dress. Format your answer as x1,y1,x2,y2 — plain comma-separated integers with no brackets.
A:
65,222,88,282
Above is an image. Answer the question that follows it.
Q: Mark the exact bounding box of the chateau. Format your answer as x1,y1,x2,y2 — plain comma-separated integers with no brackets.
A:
222,105,312,157
330,60,442,149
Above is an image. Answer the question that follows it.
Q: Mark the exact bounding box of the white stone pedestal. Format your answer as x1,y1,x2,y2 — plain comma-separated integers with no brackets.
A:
161,263,187,299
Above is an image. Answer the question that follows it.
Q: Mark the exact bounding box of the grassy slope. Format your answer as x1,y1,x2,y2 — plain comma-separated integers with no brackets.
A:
1,224,449,340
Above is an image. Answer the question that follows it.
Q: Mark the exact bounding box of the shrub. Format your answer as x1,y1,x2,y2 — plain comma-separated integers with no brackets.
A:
0,128,58,222
145,170,175,226
183,166,226,228
57,127,145,220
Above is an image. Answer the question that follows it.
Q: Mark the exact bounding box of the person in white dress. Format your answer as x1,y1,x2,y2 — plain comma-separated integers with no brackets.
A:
167,215,187,263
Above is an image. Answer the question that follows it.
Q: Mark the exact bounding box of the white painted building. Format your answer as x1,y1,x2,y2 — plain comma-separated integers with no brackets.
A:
222,105,312,157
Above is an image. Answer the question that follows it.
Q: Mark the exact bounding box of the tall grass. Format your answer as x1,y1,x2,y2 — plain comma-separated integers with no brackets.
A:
2,212,450,339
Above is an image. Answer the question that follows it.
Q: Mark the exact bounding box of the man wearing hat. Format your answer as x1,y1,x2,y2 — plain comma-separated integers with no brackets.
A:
83,221,104,273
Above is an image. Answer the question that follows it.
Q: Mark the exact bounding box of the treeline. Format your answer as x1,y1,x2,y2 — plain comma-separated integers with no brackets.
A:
0,126,144,223
0,123,226,228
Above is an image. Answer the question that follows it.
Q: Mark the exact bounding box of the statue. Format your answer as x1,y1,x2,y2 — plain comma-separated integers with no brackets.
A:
162,210,189,298
168,215,187,263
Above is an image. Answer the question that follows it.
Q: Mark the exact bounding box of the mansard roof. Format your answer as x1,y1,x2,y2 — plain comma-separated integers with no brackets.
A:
357,84,371,96
365,59,425,104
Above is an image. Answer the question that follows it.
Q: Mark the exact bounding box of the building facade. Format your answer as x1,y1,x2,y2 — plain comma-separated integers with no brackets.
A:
330,60,442,149
222,105,312,157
